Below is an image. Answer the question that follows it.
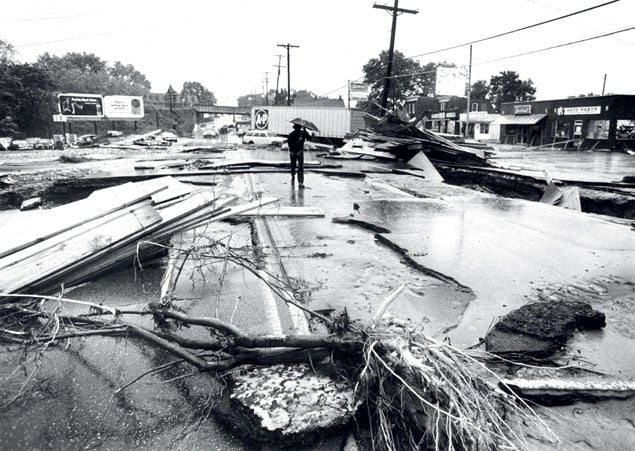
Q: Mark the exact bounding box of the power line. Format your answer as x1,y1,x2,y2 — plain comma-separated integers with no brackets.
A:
476,25,635,65
15,30,119,48
0,12,111,23
408,0,621,59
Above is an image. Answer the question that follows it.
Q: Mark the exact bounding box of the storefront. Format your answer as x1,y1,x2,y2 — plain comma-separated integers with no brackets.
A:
459,111,501,142
424,110,460,135
495,95,635,150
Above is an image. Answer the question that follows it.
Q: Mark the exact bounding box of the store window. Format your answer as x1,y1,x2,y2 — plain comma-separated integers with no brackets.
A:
616,119,635,139
587,120,609,139
480,123,489,134
553,120,570,138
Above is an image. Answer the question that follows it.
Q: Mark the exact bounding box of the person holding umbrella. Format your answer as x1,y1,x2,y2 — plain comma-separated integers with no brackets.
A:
287,121,313,188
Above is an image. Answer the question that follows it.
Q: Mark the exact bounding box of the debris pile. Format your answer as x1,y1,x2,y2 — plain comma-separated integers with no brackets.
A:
0,176,276,297
340,112,490,167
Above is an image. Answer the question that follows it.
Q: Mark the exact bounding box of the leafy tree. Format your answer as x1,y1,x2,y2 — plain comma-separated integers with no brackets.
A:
470,80,489,100
37,52,151,96
181,81,216,104
0,39,16,63
362,50,437,115
0,61,55,137
488,71,536,112
109,61,152,94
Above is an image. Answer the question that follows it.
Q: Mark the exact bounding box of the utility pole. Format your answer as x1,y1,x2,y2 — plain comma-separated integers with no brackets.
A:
273,54,285,106
277,43,299,106
263,72,270,105
373,1,418,115
465,45,473,138
601,74,607,96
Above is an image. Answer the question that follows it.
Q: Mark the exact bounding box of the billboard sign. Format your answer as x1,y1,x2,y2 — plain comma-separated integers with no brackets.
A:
58,94,104,119
254,109,269,130
435,66,467,97
103,95,144,119
349,82,370,100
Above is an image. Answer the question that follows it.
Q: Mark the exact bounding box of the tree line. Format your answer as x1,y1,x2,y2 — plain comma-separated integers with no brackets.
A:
0,38,216,138
359,50,537,116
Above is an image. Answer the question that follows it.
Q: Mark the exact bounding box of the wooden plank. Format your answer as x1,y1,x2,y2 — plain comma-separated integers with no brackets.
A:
236,206,324,217
0,179,169,259
0,200,153,272
0,204,162,295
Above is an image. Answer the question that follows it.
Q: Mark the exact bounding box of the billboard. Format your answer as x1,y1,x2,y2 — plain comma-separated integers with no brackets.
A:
349,82,370,100
435,66,467,97
103,95,144,119
58,94,104,119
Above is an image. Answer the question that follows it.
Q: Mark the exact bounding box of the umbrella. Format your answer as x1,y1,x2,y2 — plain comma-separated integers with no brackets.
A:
290,117,320,133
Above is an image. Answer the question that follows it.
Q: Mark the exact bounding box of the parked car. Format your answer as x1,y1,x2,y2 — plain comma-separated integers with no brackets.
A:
107,130,124,137
8,139,31,150
76,134,98,147
241,130,287,146
160,131,178,142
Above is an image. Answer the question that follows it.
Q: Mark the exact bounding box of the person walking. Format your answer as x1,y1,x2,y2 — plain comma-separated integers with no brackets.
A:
287,123,311,188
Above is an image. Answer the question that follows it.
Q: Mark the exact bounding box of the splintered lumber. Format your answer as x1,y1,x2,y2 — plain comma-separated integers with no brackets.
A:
236,206,325,217
0,203,162,295
0,180,169,259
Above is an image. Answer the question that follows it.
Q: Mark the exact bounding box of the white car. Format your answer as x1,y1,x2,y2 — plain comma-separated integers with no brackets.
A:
242,130,287,146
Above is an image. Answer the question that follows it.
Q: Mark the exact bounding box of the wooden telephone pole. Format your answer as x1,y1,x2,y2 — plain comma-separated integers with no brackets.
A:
273,54,285,105
373,1,418,115
277,43,299,106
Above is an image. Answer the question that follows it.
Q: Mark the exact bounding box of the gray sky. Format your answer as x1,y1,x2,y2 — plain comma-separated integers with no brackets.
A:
2,0,634,105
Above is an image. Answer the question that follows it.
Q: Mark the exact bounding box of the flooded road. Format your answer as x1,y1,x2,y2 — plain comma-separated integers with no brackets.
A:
489,147,635,182
1,144,634,449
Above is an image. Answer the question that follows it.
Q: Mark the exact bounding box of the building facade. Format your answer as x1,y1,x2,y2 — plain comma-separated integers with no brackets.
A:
404,96,499,140
494,95,635,150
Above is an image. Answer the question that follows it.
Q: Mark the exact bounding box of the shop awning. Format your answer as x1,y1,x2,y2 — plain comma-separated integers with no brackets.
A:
491,114,547,125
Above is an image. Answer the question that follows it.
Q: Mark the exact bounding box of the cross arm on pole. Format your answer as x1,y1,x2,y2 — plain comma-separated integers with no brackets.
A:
372,3,418,14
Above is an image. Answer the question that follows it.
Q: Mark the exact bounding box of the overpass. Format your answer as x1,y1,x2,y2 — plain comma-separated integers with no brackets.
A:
193,104,251,123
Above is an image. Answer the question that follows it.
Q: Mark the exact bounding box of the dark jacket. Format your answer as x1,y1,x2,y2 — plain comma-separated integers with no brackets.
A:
288,128,311,153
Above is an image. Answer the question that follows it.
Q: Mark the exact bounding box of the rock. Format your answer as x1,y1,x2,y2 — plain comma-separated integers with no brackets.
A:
214,363,359,446
486,301,606,357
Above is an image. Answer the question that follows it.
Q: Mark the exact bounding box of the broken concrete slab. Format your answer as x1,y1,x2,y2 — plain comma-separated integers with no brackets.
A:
485,300,606,357
215,363,359,445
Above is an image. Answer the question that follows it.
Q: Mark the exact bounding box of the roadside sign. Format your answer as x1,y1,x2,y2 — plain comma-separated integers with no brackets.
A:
103,95,144,120
435,66,467,97
52,114,68,122
349,82,369,100
58,93,104,119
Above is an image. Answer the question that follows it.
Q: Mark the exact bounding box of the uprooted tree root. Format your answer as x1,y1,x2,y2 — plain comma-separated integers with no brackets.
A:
0,291,557,450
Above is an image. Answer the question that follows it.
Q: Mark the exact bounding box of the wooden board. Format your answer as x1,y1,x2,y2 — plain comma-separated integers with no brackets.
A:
0,204,161,294
0,179,169,259
236,206,324,217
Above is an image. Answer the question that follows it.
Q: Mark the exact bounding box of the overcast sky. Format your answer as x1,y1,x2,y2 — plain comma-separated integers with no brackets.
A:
2,0,634,105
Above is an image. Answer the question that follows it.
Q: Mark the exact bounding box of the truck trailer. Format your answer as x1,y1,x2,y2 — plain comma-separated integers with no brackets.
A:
250,106,365,142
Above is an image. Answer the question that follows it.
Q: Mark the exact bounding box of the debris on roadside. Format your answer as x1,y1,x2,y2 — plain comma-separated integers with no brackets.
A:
340,112,490,167
0,176,277,297
19,197,41,211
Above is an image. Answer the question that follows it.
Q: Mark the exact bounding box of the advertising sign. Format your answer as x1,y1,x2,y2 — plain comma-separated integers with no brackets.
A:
254,109,269,130
58,94,104,119
557,106,601,116
349,82,370,100
435,66,467,97
103,96,144,119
